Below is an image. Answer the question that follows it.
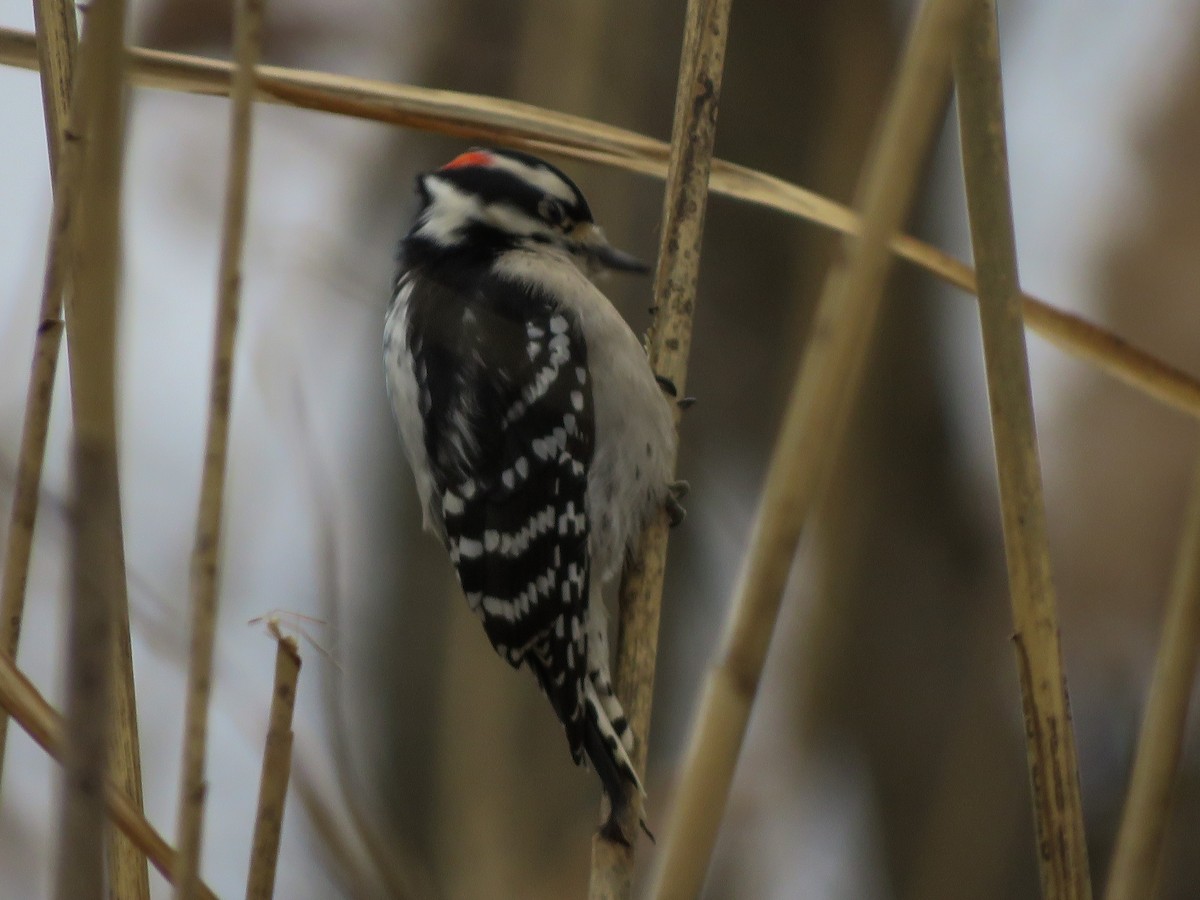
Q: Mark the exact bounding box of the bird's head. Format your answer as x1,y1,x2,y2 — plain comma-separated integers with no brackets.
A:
407,148,649,274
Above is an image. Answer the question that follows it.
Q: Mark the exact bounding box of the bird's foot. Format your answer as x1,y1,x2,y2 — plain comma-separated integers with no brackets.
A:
666,480,689,527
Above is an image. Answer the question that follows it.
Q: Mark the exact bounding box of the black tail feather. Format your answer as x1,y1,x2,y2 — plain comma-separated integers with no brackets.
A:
583,709,655,846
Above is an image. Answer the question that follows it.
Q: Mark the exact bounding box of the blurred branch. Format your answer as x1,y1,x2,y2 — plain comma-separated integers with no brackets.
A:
0,651,219,900
173,0,268,896
284,368,427,899
588,0,730,895
55,0,130,897
9,4,149,896
0,30,1197,422
246,629,301,900
1105,452,1200,900
650,2,967,896
954,5,1091,897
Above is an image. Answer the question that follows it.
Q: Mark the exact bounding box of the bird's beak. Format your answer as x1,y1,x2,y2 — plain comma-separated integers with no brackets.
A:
571,223,651,275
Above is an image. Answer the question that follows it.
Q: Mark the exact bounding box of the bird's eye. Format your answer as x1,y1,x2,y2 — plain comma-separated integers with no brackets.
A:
538,198,569,229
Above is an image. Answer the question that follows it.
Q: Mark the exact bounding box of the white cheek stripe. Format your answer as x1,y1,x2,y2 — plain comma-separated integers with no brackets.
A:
416,178,482,245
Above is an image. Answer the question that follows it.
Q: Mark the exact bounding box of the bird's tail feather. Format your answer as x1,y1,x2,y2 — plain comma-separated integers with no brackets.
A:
583,679,650,845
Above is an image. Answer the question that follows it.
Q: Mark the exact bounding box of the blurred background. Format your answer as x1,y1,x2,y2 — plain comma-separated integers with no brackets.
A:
2,0,1200,897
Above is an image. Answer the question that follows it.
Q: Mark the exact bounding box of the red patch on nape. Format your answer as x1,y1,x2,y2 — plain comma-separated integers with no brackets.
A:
440,150,494,171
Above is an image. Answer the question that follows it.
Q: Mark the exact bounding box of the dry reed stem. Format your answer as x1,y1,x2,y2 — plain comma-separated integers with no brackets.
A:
105,591,150,900
0,29,1198,421
174,0,268,896
34,2,147,896
0,2,81,793
31,0,76,177
954,5,1091,897
246,628,301,900
53,0,130,896
0,651,219,900
650,2,967,896
588,0,730,896
5,9,149,896
1104,452,1200,900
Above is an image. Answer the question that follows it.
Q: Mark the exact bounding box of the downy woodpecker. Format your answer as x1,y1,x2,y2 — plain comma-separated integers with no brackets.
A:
384,148,680,842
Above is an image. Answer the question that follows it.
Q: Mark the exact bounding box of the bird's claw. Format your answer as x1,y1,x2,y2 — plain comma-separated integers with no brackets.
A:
655,374,677,398
666,480,689,527
677,395,697,410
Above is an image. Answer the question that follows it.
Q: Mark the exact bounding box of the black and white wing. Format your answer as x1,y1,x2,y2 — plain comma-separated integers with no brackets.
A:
404,271,595,759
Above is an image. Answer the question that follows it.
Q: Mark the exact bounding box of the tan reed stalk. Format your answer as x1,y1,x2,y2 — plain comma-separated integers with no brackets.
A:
954,4,1092,896
0,651,219,900
173,0,268,896
104,582,149,900
587,0,730,897
0,2,80,791
1104,452,1200,900
649,2,968,896
0,0,79,783
8,14,149,896
245,629,301,900
29,3,150,896
31,0,76,173
1,28,1199,422
53,0,130,897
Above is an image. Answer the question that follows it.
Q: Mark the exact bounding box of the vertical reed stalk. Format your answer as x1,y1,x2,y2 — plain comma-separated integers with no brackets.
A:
587,0,732,897
954,4,1091,897
31,0,77,176
53,0,128,897
5,8,149,895
649,2,967,896
0,0,81,783
1104,452,1200,900
173,0,268,896
245,631,301,900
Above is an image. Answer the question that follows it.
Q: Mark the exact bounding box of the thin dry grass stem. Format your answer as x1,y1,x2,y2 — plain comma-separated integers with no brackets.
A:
104,583,149,900
54,1,130,897
0,651,219,900
5,10,149,894
245,627,301,900
1,29,1199,420
31,0,77,177
650,2,967,897
0,7,79,793
954,5,1091,897
38,3,149,894
1104,452,1200,900
11,17,150,895
174,0,268,896
588,0,730,897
